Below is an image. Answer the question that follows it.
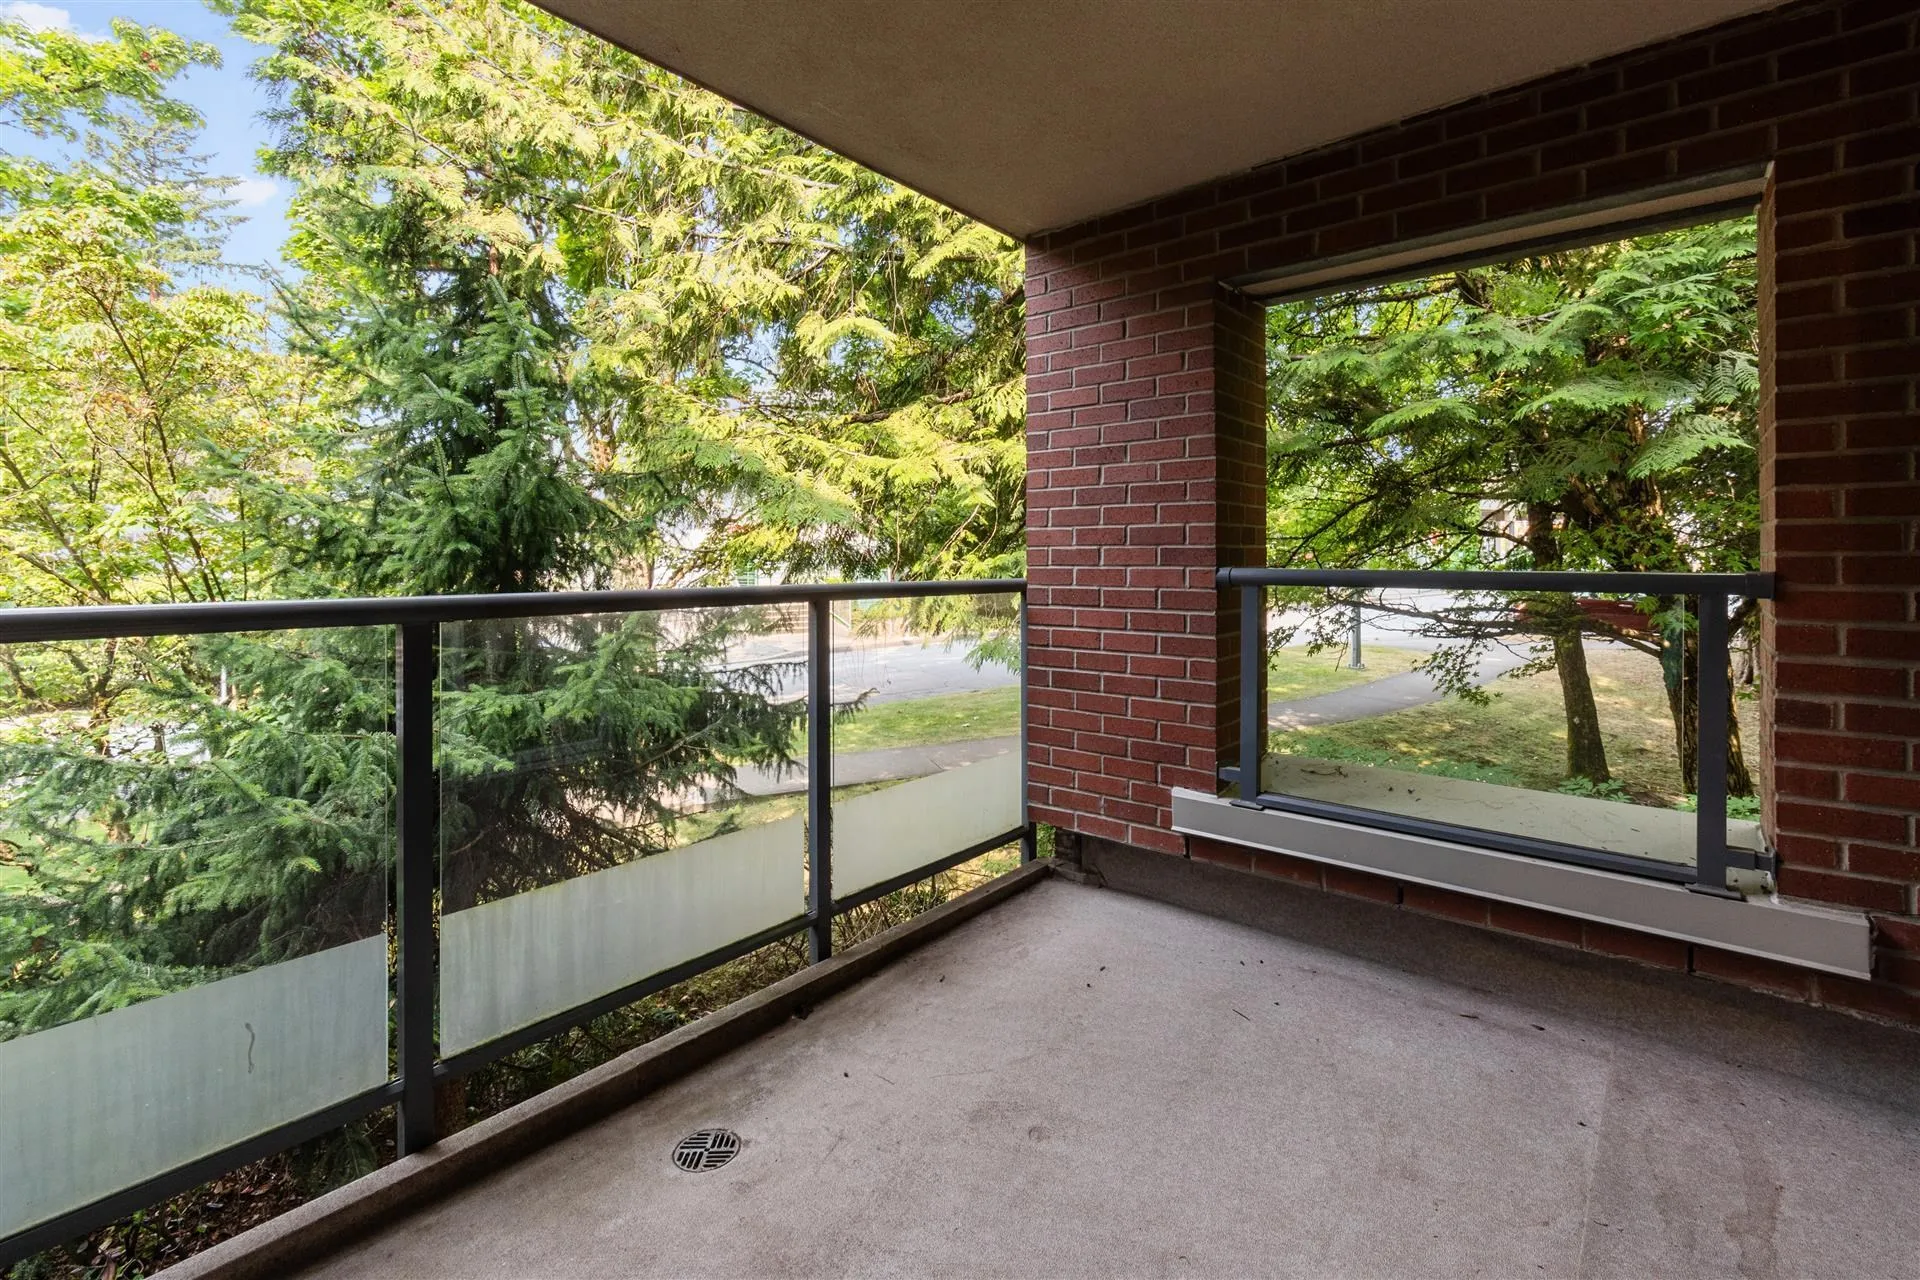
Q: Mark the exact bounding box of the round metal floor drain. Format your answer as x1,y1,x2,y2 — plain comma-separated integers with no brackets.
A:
672,1128,742,1172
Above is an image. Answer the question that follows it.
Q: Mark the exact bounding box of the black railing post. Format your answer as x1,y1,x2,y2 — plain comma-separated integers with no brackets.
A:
1691,593,1738,898
1236,582,1264,806
806,599,834,962
1019,593,1036,863
394,621,440,1154
0,579,1043,1265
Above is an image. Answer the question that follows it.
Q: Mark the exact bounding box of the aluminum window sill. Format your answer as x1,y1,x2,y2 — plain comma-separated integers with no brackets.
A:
1170,788,1870,978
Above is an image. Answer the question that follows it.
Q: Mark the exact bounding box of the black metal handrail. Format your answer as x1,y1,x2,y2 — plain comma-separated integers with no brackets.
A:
1218,567,1774,596
0,578,1028,643
0,578,1030,1264
1216,566,1774,897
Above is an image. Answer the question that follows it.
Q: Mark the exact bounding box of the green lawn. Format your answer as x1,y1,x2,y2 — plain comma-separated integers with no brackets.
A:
825,684,1021,753
736,640,1761,814
794,645,1422,753
702,685,1021,844
1270,646,1756,806
1268,642,1422,701
791,646,1419,757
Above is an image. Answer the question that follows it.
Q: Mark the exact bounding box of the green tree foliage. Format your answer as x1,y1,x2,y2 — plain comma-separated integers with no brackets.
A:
0,14,353,1034
229,0,1024,592
1267,219,1758,792
2,0,1027,1056
223,0,1004,901
0,17,317,619
0,13,388,1034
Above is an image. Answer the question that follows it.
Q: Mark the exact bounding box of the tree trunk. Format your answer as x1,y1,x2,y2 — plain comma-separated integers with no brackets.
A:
1525,507,1610,786
1661,611,1754,799
434,1075,469,1137
1666,653,1698,792
1554,619,1610,784
1725,683,1754,798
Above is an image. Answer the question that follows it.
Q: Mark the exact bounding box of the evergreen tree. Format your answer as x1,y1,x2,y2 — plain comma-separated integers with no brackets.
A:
0,13,375,1032
1266,219,1759,793
234,0,806,902
228,0,1025,592
2,0,1029,1041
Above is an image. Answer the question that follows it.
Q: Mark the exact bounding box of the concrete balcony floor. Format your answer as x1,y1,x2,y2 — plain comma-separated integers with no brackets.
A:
295,875,1920,1279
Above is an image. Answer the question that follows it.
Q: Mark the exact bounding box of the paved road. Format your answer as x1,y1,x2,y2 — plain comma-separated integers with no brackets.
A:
721,638,1525,799
726,594,1499,714
731,634,1019,707
728,644,1520,798
705,633,1019,803
1272,590,1466,655
711,600,1548,799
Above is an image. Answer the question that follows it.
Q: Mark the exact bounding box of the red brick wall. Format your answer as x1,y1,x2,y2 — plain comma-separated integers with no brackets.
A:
1022,278,1265,855
1025,0,1920,1020
1210,290,1269,772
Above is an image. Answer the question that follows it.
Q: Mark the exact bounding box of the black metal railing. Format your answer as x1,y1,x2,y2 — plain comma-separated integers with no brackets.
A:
1216,567,1774,897
0,579,1029,1265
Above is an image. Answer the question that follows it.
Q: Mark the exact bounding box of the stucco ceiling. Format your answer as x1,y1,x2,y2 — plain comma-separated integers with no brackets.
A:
536,0,1785,240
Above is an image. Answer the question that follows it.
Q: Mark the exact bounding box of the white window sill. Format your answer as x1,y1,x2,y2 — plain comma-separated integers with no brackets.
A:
1170,787,1870,978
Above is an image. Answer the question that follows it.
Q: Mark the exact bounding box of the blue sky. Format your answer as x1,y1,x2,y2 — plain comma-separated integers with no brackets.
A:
4,0,293,278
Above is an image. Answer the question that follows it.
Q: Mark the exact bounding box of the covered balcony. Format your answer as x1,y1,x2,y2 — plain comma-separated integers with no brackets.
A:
243,874,1920,1278
3,0,1918,1275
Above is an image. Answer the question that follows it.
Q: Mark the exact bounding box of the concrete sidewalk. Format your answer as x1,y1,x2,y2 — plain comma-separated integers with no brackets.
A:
735,648,1516,801
1269,651,1528,730
729,734,1018,797
291,877,1920,1279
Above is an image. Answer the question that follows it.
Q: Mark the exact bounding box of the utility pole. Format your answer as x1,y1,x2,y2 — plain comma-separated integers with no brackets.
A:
1346,603,1365,670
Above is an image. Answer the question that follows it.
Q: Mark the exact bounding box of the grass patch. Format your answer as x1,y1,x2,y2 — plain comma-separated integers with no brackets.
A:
1268,642,1422,701
1271,646,1740,805
1274,739,1526,787
826,684,1020,753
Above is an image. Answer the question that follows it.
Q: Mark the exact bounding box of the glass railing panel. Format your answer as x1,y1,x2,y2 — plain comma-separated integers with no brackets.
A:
1261,587,1751,871
0,628,393,1239
827,592,1024,899
436,607,806,1057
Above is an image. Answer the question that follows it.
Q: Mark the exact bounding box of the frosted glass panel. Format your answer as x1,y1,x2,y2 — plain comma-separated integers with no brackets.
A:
0,937,388,1238
825,590,1023,899
832,750,1022,897
1262,586,1736,871
441,816,804,1055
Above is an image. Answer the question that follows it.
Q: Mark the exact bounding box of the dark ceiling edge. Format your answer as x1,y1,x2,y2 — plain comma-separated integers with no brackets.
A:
1023,0,1809,242
532,0,1805,248
525,1,1027,240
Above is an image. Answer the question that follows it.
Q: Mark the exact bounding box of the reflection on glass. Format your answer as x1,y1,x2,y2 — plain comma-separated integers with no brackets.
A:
436,607,805,1055
1261,588,1759,868
827,593,1024,897
0,628,393,1237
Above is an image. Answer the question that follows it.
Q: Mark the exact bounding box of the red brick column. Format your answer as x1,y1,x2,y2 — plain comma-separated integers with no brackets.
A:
1024,263,1265,854
1755,44,1920,1016
1022,0,1920,1020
